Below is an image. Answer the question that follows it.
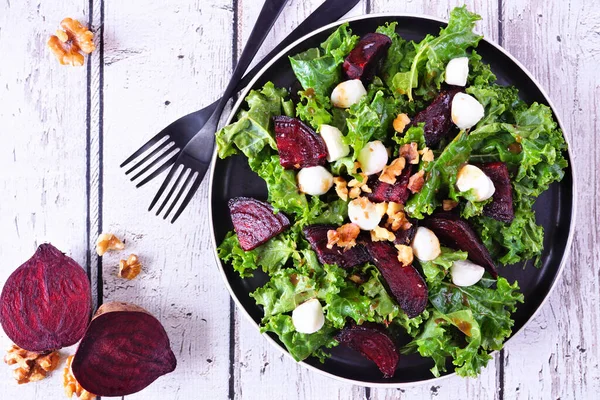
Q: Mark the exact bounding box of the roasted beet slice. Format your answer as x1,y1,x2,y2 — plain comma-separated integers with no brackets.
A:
366,241,428,318
303,225,371,269
343,33,392,83
476,162,515,223
365,166,412,204
0,244,91,352
273,116,327,169
393,222,417,246
411,86,463,147
229,197,290,251
336,323,399,378
421,213,498,278
72,302,177,396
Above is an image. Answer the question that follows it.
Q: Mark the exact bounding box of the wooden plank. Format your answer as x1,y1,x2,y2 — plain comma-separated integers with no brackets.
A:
0,0,90,398
100,0,235,398
500,0,599,398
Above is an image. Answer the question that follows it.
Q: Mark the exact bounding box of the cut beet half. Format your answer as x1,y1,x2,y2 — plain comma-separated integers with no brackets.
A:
72,302,177,397
365,166,412,204
475,162,515,223
410,86,463,147
366,241,428,318
303,225,371,269
273,116,328,169
336,323,399,378
343,33,392,83
421,213,499,278
0,243,91,352
229,197,291,251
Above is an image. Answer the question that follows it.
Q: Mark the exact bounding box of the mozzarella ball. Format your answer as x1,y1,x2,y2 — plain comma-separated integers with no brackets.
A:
451,260,485,287
348,198,386,231
319,124,350,162
331,79,367,108
445,57,470,86
357,140,388,175
451,92,485,130
411,227,441,261
297,166,333,196
456,164,495,201
292,299,325,334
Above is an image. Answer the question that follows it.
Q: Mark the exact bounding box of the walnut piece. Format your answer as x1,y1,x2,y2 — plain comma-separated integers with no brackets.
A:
327,223,360,250
393,113,411,133
395,244,414,266
4,344,59,384
407,170,425,194
333,177,348,201
400,143,420,165
118,254,142,280
379,157,406,185
96,233,125,256
347,173,371,199
443,199,459,211
386,202,412,232
421,147,435,162
64,355,96,400
48,18,95,66
370,226,396,242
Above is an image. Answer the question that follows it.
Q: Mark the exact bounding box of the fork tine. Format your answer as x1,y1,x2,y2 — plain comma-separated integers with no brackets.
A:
130,147,180,182
120,133,170,168
148,163,179,211
170,173,202,223
135,153,179,188
124,140,175,175
155,166,186,216
163,172,195,220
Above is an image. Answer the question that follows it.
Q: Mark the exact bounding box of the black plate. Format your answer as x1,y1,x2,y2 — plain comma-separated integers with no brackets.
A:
209,14,575,385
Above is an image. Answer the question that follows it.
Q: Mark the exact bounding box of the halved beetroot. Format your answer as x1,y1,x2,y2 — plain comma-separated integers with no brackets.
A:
411,86,463,147
365,166,412,204
421,213,498,278
366,241,428,318
343,33,392,83
72,302,177,396
303,225,371,269
229,197,290,251
0,244,91,352
393,222,417,246
336,323,399,378
475,162,515,223
273,116,327,169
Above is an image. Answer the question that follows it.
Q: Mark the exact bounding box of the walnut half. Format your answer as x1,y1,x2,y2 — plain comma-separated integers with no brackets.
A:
4,344,59,384
96,233,125,256
48,18,95,66
118,254,142,280
64,355,96,400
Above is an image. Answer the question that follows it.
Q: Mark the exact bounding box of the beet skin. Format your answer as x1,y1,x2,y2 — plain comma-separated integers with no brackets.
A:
476,162,515,223
0,244,92,352
411,86,463,147
343,33,392,83
72,302,177,397
273,116,328,169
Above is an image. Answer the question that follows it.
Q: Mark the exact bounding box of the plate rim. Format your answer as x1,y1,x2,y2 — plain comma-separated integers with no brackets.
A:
208,12,578,388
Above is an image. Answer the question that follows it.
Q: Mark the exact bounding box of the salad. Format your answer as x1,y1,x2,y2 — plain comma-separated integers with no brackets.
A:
215,6,567,379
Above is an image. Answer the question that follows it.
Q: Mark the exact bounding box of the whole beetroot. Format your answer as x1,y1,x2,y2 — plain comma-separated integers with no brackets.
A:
0,243,92,352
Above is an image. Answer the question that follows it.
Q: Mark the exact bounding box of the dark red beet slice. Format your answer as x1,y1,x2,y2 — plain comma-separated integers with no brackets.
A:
366,241,428,318
365,166,412,204
229,197,291,251
411,86,463,147
336,323,399,378
343,33,392,83
0,244,91,352
303,225,371,269
475,162,515,223
273,116,327,169
72,302,177,396
421,213,498,278
393,222,417,246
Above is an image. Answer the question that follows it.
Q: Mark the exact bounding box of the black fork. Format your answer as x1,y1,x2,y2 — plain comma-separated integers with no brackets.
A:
120,0,360,188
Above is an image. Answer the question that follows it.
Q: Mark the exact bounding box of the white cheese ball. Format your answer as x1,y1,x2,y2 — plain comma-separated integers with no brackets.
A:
357,140,388,175
445,57,469,86
451,259,485,287
347,198,385,231
456,164,496,201
292,298,325,334
331,79,367,109
451,92,485,130
297,166,333,196
319,124,350,162
411,227,441,261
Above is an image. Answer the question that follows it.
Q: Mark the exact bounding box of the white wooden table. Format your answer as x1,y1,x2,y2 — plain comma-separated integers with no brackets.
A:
1,0,598,398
